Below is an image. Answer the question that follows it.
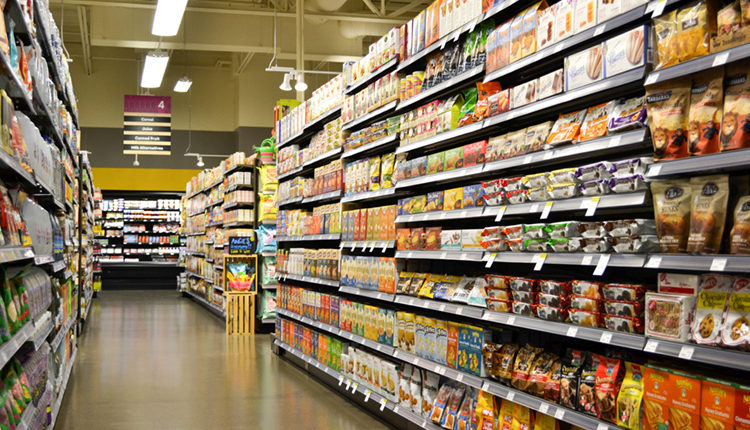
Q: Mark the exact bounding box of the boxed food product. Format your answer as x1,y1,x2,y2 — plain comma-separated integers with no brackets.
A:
555,0,575,40
700,377,736,430
463,184,484,207
426,191,444,212
537,3,557,49
446,322,459,369
668,369,702,430
643,365,671,430
604,26,652,78
645,292,697,341
522,2,548,57
510,14,525,63
463,140,487,166
658,272,699,295
511,80,537,109
565,44,604,91
441,229,462,249
537,69,564,100
599,0,621,22
444,187,463,210
547,109,587,147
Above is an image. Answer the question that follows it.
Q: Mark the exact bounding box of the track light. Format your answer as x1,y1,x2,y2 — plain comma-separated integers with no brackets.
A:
133,154,140,167
152,0,188,36
294,73,308,91
141,50,169,88
174,76,192,92
196,156,204,167
279,73,292,91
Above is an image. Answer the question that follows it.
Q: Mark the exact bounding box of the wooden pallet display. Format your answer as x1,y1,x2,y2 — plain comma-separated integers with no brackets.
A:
223,251,258,335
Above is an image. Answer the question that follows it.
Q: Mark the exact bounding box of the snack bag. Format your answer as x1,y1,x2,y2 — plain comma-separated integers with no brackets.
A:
652,181,692,253
616,362,644,430
441,384,465,428
687,175,729,254
721,60,750,152
692,274,733,344
423,372,441,418
730,196,750,254
578,353,599,416
654,11,679,69
579,102,612,141
720,276,750,347
688,69,723,156
646,79,691,160
546,109,587,147
454,389,476,430
511,344,542,391
594,355,623,423
474,390,496,430
676,1,714,62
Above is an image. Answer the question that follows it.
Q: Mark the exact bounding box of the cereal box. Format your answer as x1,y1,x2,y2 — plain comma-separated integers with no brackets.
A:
468,325,489,377
537,69,564,100
463,184,484,208
497,21,512,69
511,80,537,109
427,152,446,174
378,308,387,343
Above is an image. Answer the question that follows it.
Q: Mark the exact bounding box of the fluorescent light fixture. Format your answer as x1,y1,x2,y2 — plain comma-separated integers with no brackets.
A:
196,156,204,167
141,51,169,88
174,76,192,92
133,154,140,167
279,73,292,91
152,0,188,36
294,73,308,91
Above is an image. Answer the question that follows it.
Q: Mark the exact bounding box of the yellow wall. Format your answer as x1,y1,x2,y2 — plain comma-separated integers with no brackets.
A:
93,167,200,191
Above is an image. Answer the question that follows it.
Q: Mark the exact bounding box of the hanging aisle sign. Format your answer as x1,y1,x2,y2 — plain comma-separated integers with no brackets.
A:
123,95,172,155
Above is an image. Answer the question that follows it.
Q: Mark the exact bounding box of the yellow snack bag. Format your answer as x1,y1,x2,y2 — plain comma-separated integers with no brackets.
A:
617,362,645,430
676,1,714,62
654,11,679,70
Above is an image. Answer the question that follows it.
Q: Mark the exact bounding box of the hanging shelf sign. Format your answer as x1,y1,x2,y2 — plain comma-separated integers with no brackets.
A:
229,236,255,255
123,95,172,155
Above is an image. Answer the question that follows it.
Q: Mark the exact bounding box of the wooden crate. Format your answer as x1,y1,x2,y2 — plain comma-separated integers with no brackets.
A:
225,291,255,335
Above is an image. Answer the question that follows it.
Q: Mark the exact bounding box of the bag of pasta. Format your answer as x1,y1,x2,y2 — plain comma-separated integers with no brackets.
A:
676,1,716,62
654,11,679,69
646,79,691,160
688,69,723,156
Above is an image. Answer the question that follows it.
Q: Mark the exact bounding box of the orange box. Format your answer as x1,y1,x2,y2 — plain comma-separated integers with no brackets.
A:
702,377,735,430
366,208,375,241
669,369,701,430
736,384,750,429
446,322,459,369
643,365,671,430
353,210,361,241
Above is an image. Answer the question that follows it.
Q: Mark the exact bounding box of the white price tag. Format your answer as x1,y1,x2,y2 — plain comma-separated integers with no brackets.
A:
651,0,667,17
482,382,490,392
495,206,507,222
597,424,608,430
538,403,549,415
439,304,447,312
585,197,600,217
338,375,345,386
413,358,420,366
469,18,478,33
507,316,516,326
644,339,659,353
486,253,497,268
710,258,727,272
437,367,446,375
345,380,351,390
533,253,547,271
523,155,533,164
678,345,695,360
608,135,622,148
553,43,564,54
457,307,464,315
712,52,730,67
456,374,464,382
453,30,461,42
351,242,356,251
339,242,345,250
593,25,605,37
543,151,554,160
593,254,611,276
644,71,661,86
582,255,593,266
566,326,579,337
645,256,662,269
441,251,448,259
441,37,448,50
351,382,359,393
440,212,448,219
393,406,399,414
649,164,662,177
364,390,371,402
382,242,389,253
600,332,613,344
529,204,540,213
554,409,565,420
506,392,515,402
370,243,376,252
541,202,554,219
362,243,367,251
380,398,388,411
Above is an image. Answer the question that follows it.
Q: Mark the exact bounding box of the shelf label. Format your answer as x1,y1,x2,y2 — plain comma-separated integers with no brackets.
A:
456,374,464,382
345,380,351,390
439,304,447,312
554,409,565,420
453,30,461,42
495,206,507,222
538,403,549,415
364,390,371,402
710,258,727,272
482,381,490,391
533,253,547,271
651,0,667,17
441,37,448,50
600,332,613,344
529,204,540,213
541,202,554,219
644,71,661,86
607,135,622,148
712,52,730,67
338,375,345,386
645,256,662,269
506,316,516,326
351,242,357,251
597,424,608,430
339,242,345,250
441,251,448,259
582,255,593,266
594,25,605,37
440,212,448,219
369,243,376,252
523,155,533,165
380,398,387,411
644,339,659,353
593,254,611,276
678,345,695,360
456,307,464,315
566,326,578,337
382,242,389,253
436,366,446,375
506,392,515,402
393,405,399,414
486,253,497,268
362,243,368,251
585,197,600,217
351,382,359,393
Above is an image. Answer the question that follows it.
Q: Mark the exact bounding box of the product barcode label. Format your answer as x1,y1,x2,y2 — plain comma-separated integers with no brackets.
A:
554,409,565,420
566,326,578,337
495,206,507,222
712,52,730,67
533,254,547,271
541,202,553,219
506,316,516,326
593,254,610,276
538,404,549,414
380,398,387,411
506,392,515,402
644,339,659,353
645,256,662,269
710,258,727,272
600,332,613,344
679,345,695,360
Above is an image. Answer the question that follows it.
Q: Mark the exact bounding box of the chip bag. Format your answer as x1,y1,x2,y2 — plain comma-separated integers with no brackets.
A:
654,11,679,69
616,362,644,430
676,1,714,62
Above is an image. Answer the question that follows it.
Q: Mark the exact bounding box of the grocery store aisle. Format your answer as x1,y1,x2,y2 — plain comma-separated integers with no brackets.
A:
55,291,390,430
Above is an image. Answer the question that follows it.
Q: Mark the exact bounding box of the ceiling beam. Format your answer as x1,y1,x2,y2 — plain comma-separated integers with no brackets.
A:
51,0,409,25
389,0,423,17
234,52,255,76
77,5,92,75
361,0,383,16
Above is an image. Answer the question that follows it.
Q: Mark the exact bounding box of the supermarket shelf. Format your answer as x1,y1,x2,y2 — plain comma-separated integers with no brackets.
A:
276,273,340,288
0,321,35,367
213,285,224,292
186,271,212,283
302,147,342,169
305,106,343,133
396,15,482,73
395,250,485,262
0,47,35,113
276,128,306,150
277,233,341,242
214,243,226,248
183,290,225,318
29,312,53,351
396,207,484,223
340,240,396,252
261,219,277,226
34,254,54,265
338,286,395,302
278,196,303,207
482,192,649,219
205,178,224,191
49,348,77,430
393,349,483,390
645,43,750,86
261,318,275,324
225,183,254,193
278,166,303,181
395,121,485,155
643,254,750,273
483,128,650,175
50,315,75,350
262,283,277,290
302,190,343,204
224,163,254,175
487,252,646,272
186,251,205,257
397,65,484,113
642,338,750,372
224,221,256,228
341,133,399,160
646,148,750,179
0,246,34,264
206,221,223,227
395,164,484,189
341,187,399,203
206,199,223,208
222,201,254,210
484,4,649,84
0,147,36,191
344,57,399,95
485,67,647,128
188,210,204,217
393,295,485,319
342,99,398,131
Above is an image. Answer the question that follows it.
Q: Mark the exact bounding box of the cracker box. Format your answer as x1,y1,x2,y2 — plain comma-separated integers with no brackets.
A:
463,140,487,166
456,324,471,373
424,317,437,361
385,205,397,240
398,228,411,250
658,272,700,296
565,44,604,91
463,184,484,207
537,3,557,50
701,377,736,430
603,25,652,78
415,315,426,358
435,319,448,365
537,69,564,100
510,14,525,63
445,146,464,170
444,187,464,211
385,309,396,346
555,0,575,41
462,229,483,249
598,0,620,23
511,80,537,109
497,21,512,69
522,1,548,57
441,229,463,249
735,383,750,429
669,370,702,430
378,308,388,343
426,191,445,212
643,364,671,430
427,152,446,174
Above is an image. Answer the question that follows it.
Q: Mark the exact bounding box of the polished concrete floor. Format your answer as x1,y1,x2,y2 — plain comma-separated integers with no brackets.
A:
56,291,391,430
